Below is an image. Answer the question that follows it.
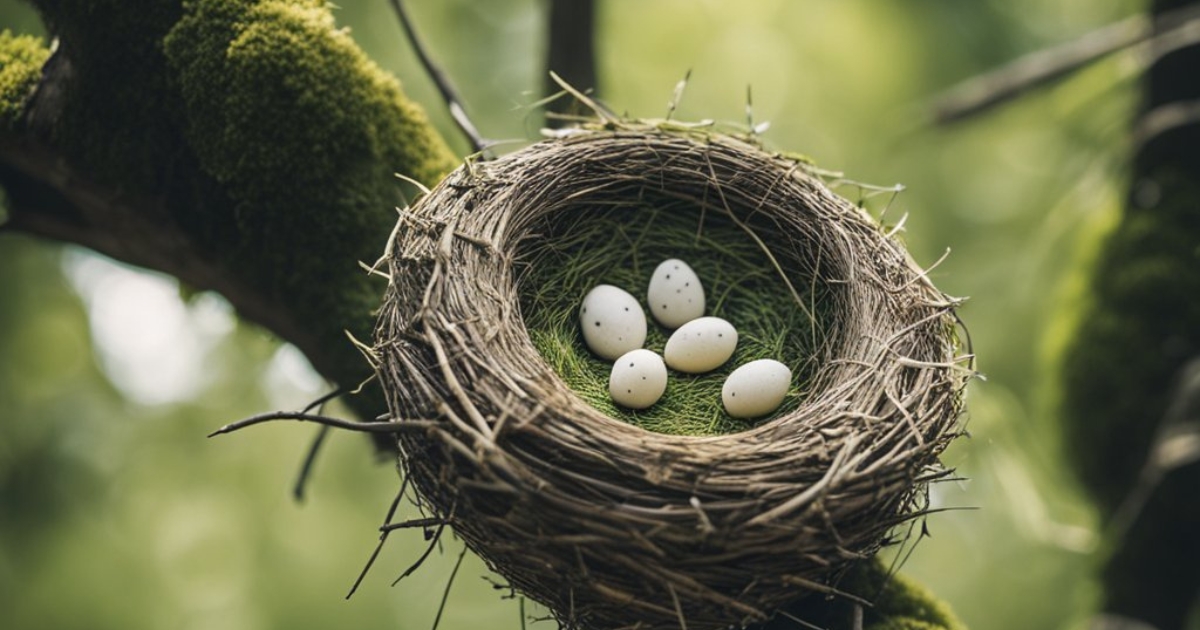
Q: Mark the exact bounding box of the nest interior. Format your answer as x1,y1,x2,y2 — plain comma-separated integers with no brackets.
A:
373,125,970,630
520,193,830,436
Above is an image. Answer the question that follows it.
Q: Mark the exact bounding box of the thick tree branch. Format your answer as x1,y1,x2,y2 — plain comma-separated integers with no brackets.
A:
0,0,459,438
0,130,326,387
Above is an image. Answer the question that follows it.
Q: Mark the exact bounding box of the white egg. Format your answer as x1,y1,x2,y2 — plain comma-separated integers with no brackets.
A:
580,285,647,360
609,349,668,409
663,317,739,374
722,359,792,419
647,258,705,328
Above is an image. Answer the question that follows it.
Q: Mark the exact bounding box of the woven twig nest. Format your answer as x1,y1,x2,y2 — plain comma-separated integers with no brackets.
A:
373,124,968,630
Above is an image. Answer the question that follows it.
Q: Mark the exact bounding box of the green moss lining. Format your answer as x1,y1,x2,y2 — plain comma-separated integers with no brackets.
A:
520,199,828,436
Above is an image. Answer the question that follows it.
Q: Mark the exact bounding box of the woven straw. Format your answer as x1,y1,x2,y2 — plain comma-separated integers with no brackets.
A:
373,125,969,630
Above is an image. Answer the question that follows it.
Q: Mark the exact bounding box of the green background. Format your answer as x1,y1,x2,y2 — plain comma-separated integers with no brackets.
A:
0,0,1163,629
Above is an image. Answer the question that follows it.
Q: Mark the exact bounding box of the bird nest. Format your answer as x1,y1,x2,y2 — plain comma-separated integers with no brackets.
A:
372,123,970,630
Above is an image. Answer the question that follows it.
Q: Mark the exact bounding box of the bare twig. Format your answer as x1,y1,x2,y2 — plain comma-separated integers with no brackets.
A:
379,517,449,532
347,477,409,599
291,425,331,502
393,501,456,585
389,0,489,153
208,411,434,437
291,388,346,502
930,4,1200,124
430,545,469,630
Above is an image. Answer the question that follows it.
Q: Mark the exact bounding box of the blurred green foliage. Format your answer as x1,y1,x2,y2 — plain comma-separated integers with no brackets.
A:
0,0,1168,629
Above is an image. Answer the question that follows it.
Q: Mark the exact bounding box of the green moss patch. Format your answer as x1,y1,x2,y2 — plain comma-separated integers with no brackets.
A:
0,31,49,129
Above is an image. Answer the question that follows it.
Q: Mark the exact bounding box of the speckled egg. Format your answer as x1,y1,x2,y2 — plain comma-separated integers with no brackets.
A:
580,285,647,360
722,359,792,419
609,349,668,409
647,258,705,328
663,317,738,374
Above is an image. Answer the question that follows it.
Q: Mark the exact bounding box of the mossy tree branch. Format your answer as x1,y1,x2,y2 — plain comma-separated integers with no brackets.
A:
0,0,458,429
1059,0,1200,626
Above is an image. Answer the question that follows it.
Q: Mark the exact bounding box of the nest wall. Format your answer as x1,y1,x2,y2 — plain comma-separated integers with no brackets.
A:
373,127,969,630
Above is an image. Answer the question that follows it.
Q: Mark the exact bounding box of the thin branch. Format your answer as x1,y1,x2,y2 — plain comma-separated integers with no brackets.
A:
302,387,345,414
1134,98,1200,149
774,609,829,630
389,0,489,153
347,477,409,599
393,501,456,585
292,425,331,502
208,411,435,437
430,545,469,630
379,517,450,532
290,387,345,502
929,4,1200,124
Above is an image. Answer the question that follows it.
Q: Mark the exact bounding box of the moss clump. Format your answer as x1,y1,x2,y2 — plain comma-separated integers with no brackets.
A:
520,200,828,436
0,31,49,129
852,559,965,630
760,558,966,630
165,0,454,191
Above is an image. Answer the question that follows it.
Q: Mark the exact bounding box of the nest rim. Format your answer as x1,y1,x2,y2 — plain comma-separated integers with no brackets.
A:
373,123,971,630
